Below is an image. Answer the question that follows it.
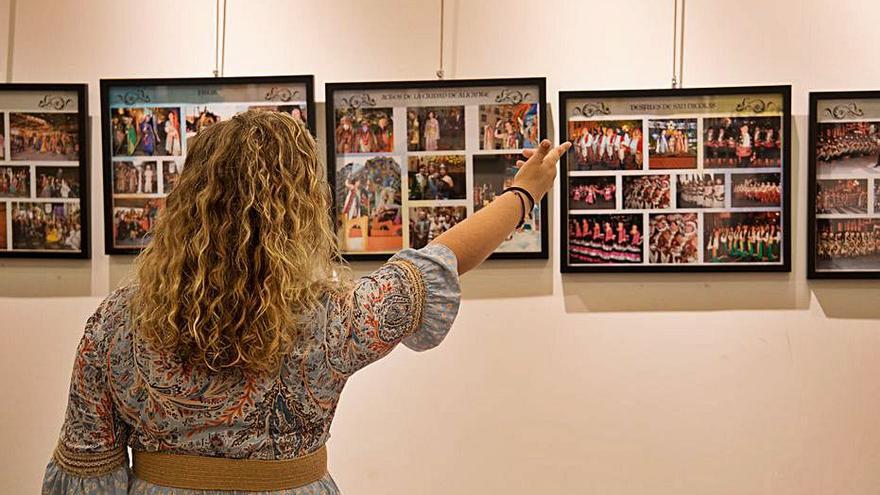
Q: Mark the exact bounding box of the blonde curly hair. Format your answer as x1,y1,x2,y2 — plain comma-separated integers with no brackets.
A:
133,110,343,373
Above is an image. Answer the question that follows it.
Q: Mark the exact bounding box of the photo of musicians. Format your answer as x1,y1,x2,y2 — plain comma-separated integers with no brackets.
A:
703,211,782,263
567,120,643,171
112,197,163,248
649,213,699,264
10,112,80,161
11,202,82,251
409,206,467,250
568,176,616,210
407,106,465,151
815,121,880,176
472,154,542,252
815,179,867,214
816,218,880,271
568,213,643,264
35,167,80,199
703,116,782,168
336,157,402,253
647,119,697,169
408,155,466,200
0,166,31,198
677,173,725,209
334,107,394,154
479,103,539,150
110,107,181,157
623,175,671,210
731,173,781,208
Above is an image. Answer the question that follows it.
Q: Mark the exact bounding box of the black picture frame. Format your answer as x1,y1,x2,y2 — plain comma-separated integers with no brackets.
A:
100,75,316,255
0,83,90,259
559,85,792,273
807,90,880,279
325,77,548,261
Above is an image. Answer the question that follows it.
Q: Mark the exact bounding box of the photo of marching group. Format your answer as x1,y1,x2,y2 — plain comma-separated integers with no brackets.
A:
409,206,466,250
334,108,394,154
473,154,542,252
568,176,616,210
731,173,781,208
815,179,868,214
335,157,403,253
704,116,782,168
623,175,671,210
815,121,880,175
567,120,643,171
677,173,725,209
648,119,697,169
407,106,465,151
703,212,782,263
568,214,644,264
480,103,539,150
110,107,182,157
10,113,80,161
649,213,699,264
815,218,880,271
408,155,466,200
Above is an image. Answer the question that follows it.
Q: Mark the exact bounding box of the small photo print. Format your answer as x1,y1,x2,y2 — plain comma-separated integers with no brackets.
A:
568,120,643,171
110,107,182,157
568,213,644,264
248,104,307,122
163,160,183,194
472,154,541,252
0,203,5,249
816,122,880,176
36,167,80,198
409,206,467,250
185,104,245,137
336,156,402,253
816,218,880,271
622,175,671,210
407,155,466,200
112,161,159,195
677,173,725,209
0,112,5,160
647,119,697,169
704,116,782,168
11,201,82,251
334,108,394,154
0,166,31,198
648,213,699,264
10,112,79,161
731,173,782,208
568,176,616,210
479,103,539,150
407,106,465,151
704,211,782,263
112,197,163,248
816,179,868,214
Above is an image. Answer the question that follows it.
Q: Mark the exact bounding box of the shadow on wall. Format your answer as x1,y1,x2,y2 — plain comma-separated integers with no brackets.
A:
0,259,92,297
811,281,880,319
109,256,137,290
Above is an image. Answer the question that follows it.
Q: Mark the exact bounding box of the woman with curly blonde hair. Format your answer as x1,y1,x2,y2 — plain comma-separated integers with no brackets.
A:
42,110,568,494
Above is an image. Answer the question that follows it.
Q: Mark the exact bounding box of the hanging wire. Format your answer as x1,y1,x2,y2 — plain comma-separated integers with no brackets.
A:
436,0,445,79
670,0,678,88
220,0,228,77
213,0,220,76
5,0,17,82
678,0,686,88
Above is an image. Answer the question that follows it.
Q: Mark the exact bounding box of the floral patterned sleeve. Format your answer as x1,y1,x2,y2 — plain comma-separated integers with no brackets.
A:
325,243,461,375
42,298,130,494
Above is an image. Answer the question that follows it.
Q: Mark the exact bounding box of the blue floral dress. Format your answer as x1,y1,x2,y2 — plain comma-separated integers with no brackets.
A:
42,245,461,494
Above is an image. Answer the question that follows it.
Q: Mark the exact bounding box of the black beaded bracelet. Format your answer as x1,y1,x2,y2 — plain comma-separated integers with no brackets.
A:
502,186,536,212
502,187,532,229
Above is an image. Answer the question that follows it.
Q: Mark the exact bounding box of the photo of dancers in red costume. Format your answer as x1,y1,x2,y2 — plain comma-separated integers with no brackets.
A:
10,112,80,161
568,120,643,171
409,206,467,250
623,175,671,210
704,211,781,263
568,176,616,210
334,108,394,154
647,119,697,169
110,107,181,157
730,173,781,208
816,218,880,271
649,213,699,264
335,156,402,253
704,116,782,168
815,122,880,176
407,106,465,152
11,202,82,251
0,166,31,198
479,103,539,150
677,173,725,209
815,179,866,214
568,213,643,264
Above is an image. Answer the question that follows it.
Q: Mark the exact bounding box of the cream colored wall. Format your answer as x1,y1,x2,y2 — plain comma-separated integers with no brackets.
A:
2,0,880,493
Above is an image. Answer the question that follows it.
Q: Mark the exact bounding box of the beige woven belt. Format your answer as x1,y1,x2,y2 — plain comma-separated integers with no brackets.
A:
132,445,327,491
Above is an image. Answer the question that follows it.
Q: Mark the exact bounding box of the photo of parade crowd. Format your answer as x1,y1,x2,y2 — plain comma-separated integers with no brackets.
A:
336,157,402,252
567,214,643,264
335,108,394,154
731,173,781,208
408,155,466,200
409,206,467,250
110,107,181,157
11,202,81,251
649,213,699,264
567,120,643,171
163,161,182,194
10,112,80,161
480,103,539,150
816,218,880,270
623,175,671,209
647,119,697,169
703,211,782,263
815,179,868,214
112,198,163,248
704,116,782,168
407,106,465,151
815,122,880,175
677,173,725,209
36,167,79,198
113,161,158,195
568,176,616,210
0,166,30,198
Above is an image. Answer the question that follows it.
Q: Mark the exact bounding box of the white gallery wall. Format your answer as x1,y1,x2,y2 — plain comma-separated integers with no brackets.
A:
2,0,880,493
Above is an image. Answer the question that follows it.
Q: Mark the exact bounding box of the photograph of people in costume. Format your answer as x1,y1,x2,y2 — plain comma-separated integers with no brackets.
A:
334,108,394,154
647,119,697,169
112,197,163,248
109,107,181,157
248,104,307,123
815,179,868,214
703,116,782,168
407,155,466,200
409,206,467,250
0,203,5,249
11,201,81,251
10,112,80,161
163,160,182,194
815,121,880,176
567,213,643,264
0,166,31,198
35,167,80,198
731,173,781,208
112,161,159,195
472,154,542,252
407,106,465,151
0,112,5,160
184,104,247,138
703,211,781,263
623,174,671,210
648,213,699,264
568,175,617,210
677,173,726,209
816,218,880,271
567,120,643,171
335,156,402,253
479,103,539,150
